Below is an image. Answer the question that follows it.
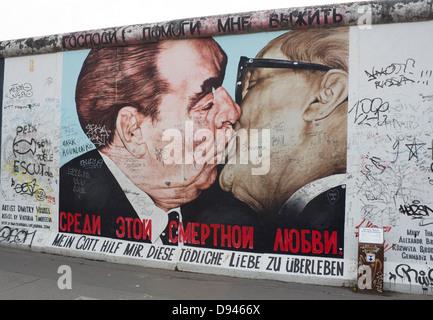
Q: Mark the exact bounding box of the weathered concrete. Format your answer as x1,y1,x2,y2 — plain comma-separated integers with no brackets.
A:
0,0,431,58
1,246,430,300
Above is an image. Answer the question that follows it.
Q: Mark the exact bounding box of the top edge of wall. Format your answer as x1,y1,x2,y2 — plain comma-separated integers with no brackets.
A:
0,0,432,58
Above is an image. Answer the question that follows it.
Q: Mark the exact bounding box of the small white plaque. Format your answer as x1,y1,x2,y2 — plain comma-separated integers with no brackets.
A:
359,227,383,244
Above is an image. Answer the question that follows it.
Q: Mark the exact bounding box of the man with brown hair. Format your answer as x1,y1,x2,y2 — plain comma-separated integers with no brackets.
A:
60,38,241,244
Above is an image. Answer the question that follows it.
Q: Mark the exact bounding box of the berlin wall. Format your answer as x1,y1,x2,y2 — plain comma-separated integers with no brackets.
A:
0,0,433,295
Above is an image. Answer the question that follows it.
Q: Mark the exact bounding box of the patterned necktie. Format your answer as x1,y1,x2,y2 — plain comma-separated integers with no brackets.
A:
160,210,179,246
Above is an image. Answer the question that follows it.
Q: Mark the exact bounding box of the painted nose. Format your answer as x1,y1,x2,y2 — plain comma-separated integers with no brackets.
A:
213,87,242,128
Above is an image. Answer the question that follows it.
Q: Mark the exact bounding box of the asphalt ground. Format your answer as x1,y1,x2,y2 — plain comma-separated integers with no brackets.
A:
0,245,431,310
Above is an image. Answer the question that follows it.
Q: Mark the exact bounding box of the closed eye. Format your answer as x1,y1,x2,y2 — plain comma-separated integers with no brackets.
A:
202,102,214,111
192,94,214,114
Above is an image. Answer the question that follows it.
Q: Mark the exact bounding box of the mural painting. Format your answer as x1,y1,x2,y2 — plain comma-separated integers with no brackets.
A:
0,10,432,294
55,28,348,279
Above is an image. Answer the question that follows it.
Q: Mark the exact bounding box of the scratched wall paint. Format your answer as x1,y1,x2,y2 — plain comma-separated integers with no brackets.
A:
347,20,433,294
1,0,431,58
0,19,432,296
1,54,62,245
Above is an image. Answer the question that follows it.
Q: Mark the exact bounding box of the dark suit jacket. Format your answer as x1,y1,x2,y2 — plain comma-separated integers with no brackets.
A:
59,150,345,258
59,149,143,241
59,150,260,246
182,178,346,258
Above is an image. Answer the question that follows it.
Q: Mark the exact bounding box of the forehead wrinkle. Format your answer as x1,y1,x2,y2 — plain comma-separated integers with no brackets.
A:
157,40,202,90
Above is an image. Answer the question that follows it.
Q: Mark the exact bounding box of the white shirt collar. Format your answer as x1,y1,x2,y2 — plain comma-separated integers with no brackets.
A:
99,151,181,244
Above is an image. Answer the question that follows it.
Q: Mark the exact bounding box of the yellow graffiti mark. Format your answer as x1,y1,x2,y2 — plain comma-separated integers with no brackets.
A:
3,159,54,217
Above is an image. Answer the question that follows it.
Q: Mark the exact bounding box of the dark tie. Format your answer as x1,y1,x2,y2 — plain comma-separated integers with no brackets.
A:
160,211,179,246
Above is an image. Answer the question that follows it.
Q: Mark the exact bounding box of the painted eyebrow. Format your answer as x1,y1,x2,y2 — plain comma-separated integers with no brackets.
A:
187,77,223,112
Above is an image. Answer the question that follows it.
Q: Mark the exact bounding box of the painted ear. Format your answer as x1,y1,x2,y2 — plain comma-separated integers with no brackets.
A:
303,69,348,122
116,106,148,158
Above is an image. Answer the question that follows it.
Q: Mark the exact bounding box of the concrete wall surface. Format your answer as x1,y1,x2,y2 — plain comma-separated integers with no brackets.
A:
1,0,433,296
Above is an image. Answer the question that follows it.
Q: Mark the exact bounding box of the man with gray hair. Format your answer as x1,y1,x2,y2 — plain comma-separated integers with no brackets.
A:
218,27,349,256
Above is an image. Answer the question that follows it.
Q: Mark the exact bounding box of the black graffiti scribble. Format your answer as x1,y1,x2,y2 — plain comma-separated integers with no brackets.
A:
399,200,433,226
374,76,415,89
405,138,426,161
0,226,36,247
365,58,417,89
360,155,388,181
155,147,164,165
7,83,33,99
349,97,390,127
428,141,433,160
399,200,432,218
13,179,46,201
390,264,433,292
365,59,416,81
13,138,37,157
